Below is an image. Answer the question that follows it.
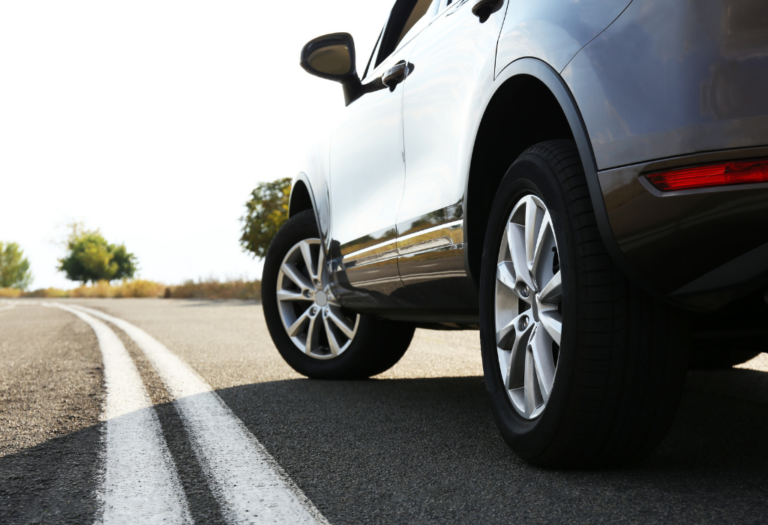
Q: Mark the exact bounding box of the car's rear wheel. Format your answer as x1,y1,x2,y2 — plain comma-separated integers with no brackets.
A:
263,210,415,379
479,140,689,468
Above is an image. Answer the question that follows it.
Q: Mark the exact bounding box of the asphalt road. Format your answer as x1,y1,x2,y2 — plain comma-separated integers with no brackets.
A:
2,298,768,524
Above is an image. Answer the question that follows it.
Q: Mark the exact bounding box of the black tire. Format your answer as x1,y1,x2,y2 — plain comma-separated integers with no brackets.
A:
479,140,689,468
263,210,415,379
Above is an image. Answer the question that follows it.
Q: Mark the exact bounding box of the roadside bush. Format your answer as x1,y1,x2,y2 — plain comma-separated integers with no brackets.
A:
0,242,33,290
58,223,137,284
169,278,261,300
23,288,68,298
16,279,261,300
114,279,164,298
65,280,164,298
240,178,290,259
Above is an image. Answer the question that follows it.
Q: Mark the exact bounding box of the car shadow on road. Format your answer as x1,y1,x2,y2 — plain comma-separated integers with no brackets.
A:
218,369,768,523
3,369,768,524
0,423,102,524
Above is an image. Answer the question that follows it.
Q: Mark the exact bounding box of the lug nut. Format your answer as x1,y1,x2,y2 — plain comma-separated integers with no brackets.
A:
518,285,530,298
519,316,529,330
310,307,318,316
303,290,312,298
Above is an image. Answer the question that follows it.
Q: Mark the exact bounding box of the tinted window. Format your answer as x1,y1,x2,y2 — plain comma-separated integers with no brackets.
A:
376,0,435,67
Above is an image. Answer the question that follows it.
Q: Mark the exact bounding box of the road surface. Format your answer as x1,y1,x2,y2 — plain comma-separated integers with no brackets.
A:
1,299,767,524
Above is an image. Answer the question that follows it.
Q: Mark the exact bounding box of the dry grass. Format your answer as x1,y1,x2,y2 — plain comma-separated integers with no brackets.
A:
22,288,68,298
18,278,261,301
168,278,261,300
67,280,166,298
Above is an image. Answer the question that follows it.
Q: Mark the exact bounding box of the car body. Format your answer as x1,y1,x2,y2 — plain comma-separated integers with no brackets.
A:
290,0,768,318
265,0,768,466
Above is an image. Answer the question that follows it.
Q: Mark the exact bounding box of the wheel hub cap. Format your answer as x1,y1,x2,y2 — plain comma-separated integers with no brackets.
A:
315,291,328,307
494,195,563,420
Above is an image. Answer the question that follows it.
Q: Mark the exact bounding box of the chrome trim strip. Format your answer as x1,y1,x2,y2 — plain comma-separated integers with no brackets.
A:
397,220,463,256
343,219,464,267
343,239,398,266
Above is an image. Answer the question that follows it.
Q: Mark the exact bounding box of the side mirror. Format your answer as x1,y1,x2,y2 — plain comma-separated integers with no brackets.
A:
300,33,362,106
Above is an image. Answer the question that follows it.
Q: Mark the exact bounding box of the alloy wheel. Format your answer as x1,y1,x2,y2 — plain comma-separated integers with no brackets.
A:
495,195,563,419
276,239,360,359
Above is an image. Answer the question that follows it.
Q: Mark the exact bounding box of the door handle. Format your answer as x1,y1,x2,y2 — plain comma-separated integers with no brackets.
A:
381,61,411,89
472,0,502,22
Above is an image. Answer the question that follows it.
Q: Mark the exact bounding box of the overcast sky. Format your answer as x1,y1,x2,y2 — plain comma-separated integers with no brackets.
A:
0,0,393,289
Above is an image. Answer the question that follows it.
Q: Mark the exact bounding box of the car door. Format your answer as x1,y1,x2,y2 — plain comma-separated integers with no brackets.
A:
329,0,438,308
396,0,508,309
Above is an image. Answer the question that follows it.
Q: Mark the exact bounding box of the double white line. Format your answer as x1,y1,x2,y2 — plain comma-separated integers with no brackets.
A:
49,303,326,525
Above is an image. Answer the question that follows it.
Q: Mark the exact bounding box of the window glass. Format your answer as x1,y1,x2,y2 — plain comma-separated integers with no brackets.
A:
362,28,383,80
396,0,433,46
375,0,435,67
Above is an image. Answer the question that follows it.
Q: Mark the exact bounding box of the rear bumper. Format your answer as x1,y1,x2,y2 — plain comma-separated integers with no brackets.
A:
600,146,768,311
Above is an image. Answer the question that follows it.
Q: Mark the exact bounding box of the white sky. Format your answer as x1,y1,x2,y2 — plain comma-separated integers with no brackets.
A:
0,0,393,289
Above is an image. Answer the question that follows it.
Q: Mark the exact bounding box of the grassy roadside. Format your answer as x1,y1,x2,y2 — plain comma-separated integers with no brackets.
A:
0,278,262,301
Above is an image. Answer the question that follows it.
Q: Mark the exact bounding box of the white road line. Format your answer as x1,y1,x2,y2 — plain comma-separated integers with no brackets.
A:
69,304,328,525
48,303,191,525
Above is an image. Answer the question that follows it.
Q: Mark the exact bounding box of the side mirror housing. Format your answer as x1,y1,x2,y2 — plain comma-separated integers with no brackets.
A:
300,33,361,106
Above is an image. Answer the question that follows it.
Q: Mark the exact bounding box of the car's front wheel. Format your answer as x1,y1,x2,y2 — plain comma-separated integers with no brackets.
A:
479,140,689,468
263,210,415,379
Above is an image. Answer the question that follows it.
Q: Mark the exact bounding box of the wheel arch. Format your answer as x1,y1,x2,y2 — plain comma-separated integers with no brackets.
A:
288,177,314,219
464,58,627,286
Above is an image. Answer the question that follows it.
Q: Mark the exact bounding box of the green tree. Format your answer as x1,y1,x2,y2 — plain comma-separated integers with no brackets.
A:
58,224,137,284
0,242,33,290
240,178,291,259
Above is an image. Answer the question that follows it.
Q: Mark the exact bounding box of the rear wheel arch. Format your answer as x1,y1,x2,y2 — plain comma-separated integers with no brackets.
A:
464,59,624,286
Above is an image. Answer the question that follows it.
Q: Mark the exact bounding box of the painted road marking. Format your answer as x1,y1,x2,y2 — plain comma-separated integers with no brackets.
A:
70,304,327,525
48,304,191,525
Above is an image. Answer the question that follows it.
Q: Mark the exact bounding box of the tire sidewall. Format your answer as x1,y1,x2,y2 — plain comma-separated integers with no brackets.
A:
479,155,580,461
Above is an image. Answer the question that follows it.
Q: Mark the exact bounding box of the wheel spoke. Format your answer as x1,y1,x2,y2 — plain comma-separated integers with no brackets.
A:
524,196,540,269
299,241,316,282
315,245,326,286
305,314,320,354
328,306,355,339
497,312,532,351
496,261,516,291
539,270,562,305
281,262,313,291
323,316,341,356
277,289,311,302
507,223,535,291
286,309,310,337
505,316,532,389
524,348,537,417
496,319,516,350
531,212,552,279
539,309,562,346
531,325,555,401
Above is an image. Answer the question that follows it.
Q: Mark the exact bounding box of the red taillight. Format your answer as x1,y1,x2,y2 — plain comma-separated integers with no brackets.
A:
646,159,768,192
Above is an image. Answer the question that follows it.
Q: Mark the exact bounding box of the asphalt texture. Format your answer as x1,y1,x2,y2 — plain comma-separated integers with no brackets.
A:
2,298,768,524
